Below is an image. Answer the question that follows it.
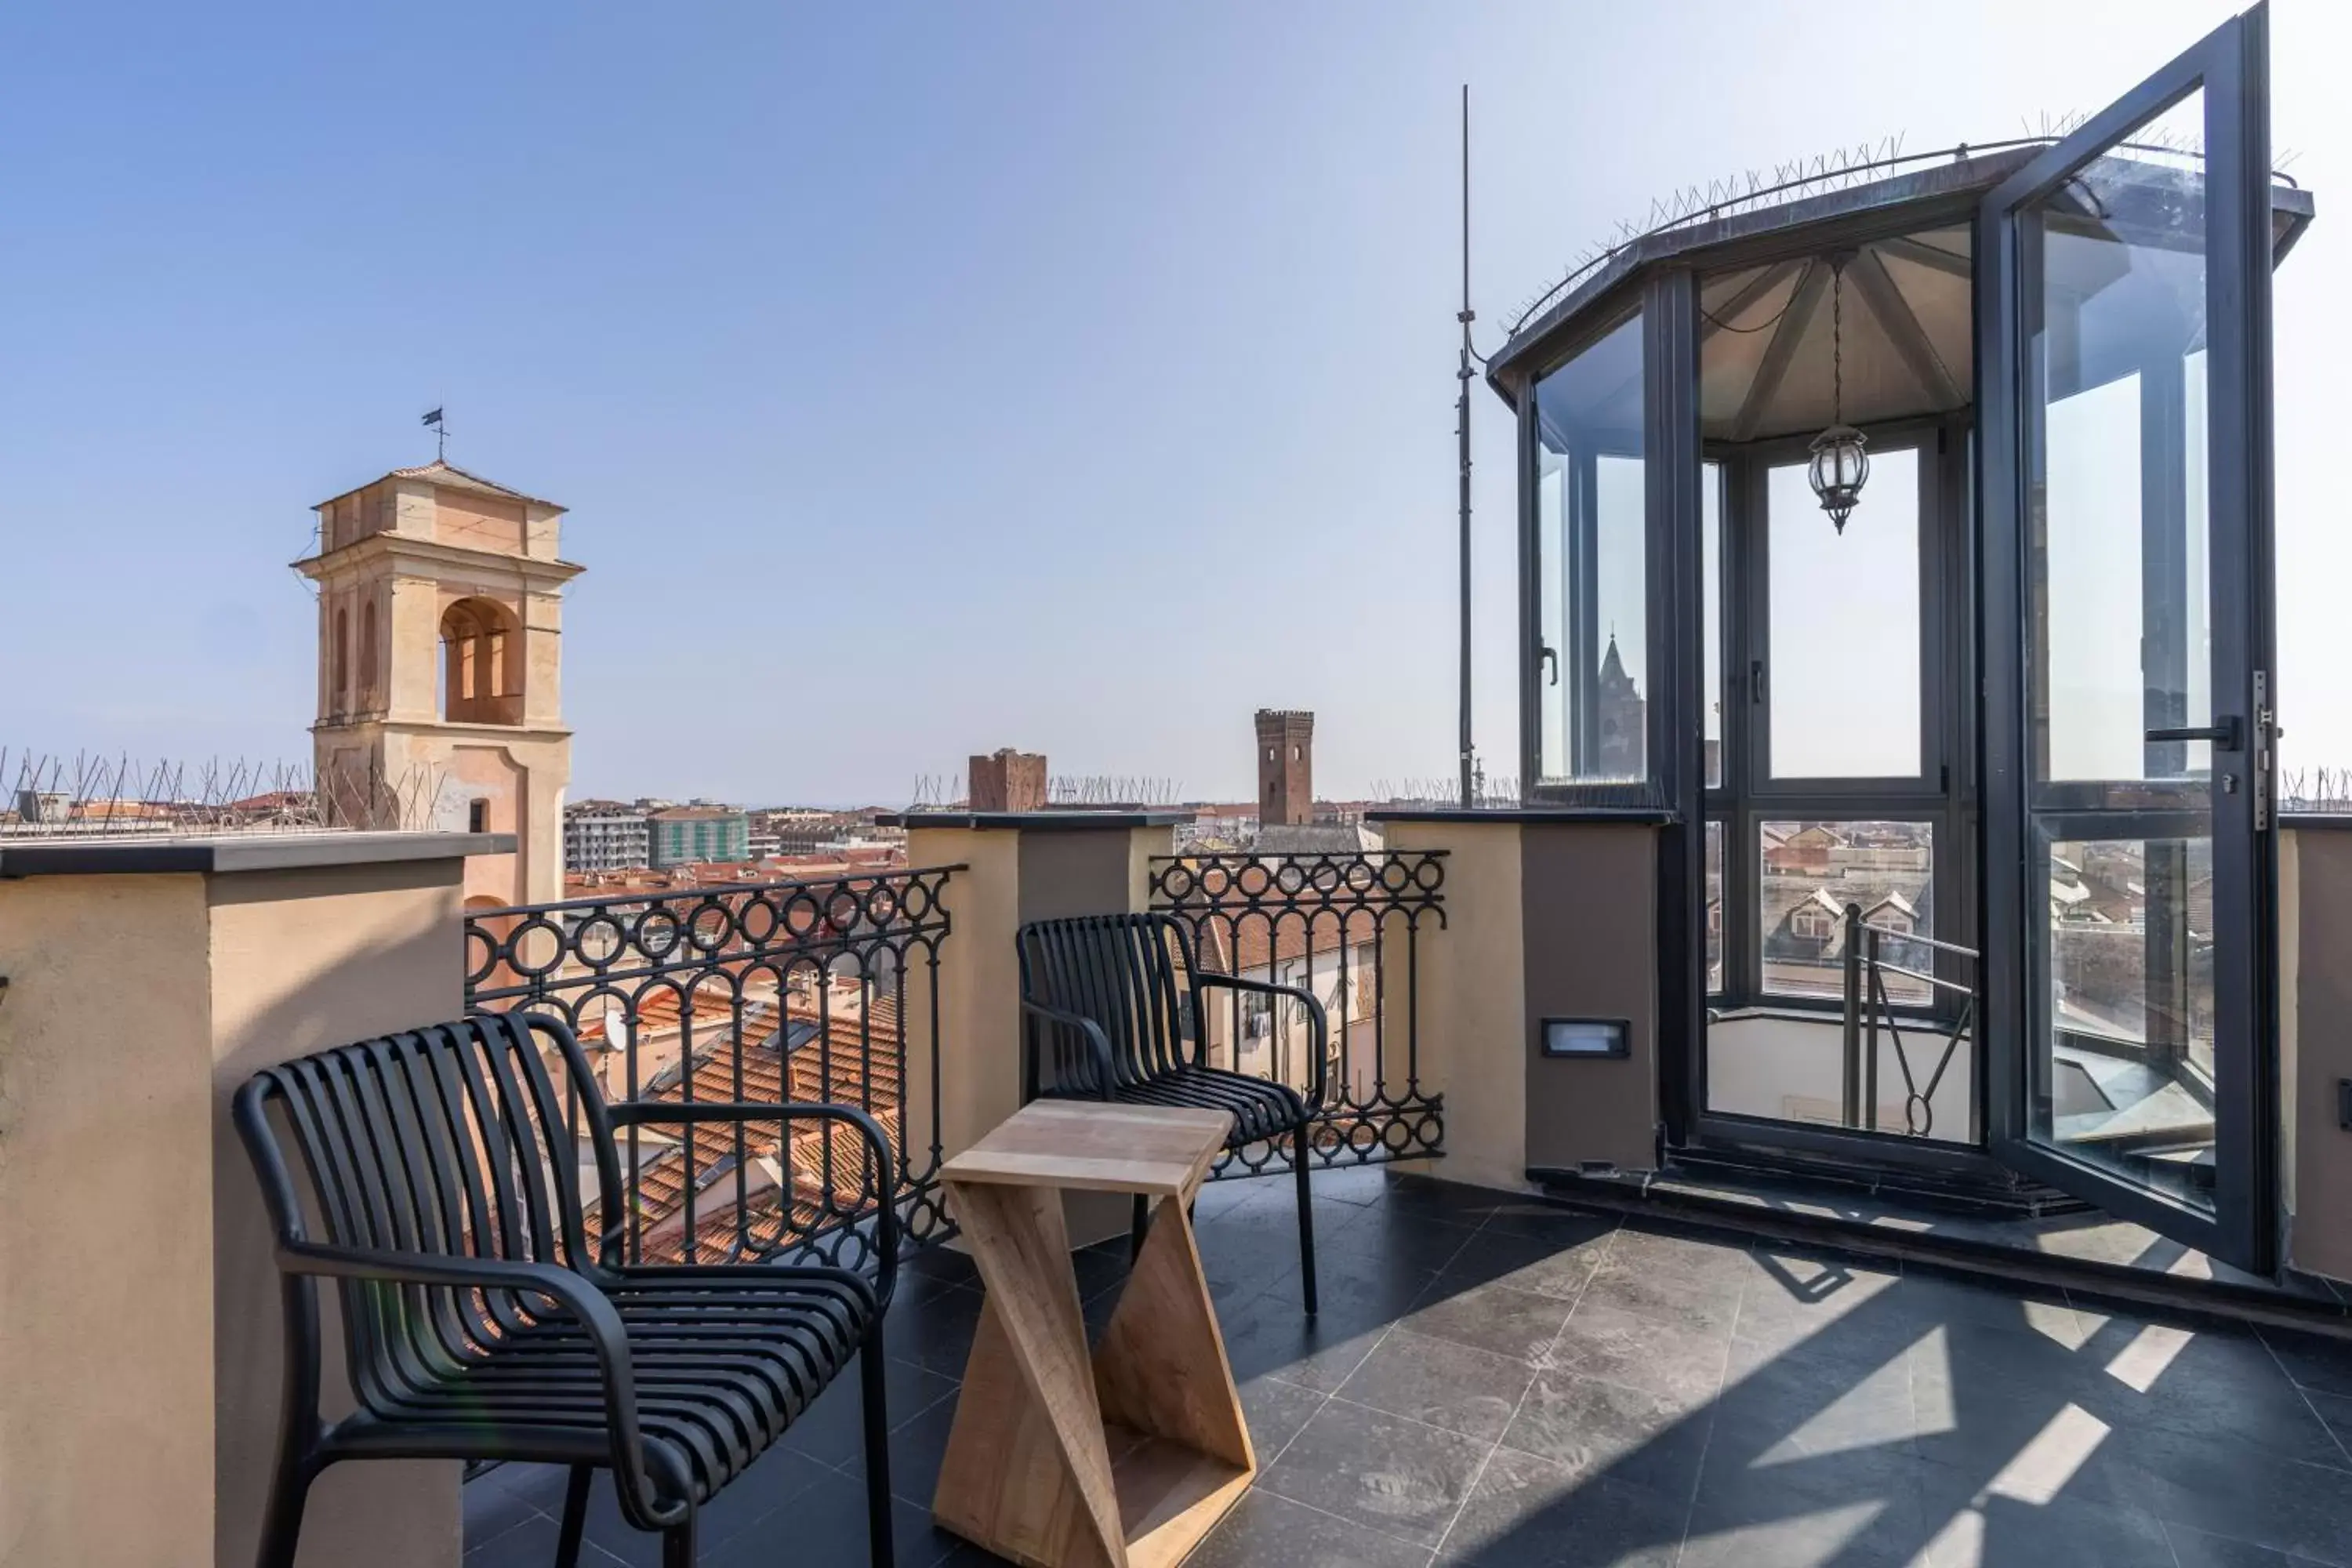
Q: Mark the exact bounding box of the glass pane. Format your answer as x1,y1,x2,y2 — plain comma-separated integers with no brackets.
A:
1703,462,1723,789
2020,92,2221,1212
1759,818,1935,1004
1766,450,1922,778
1704,819,1725,992
1534,312,1646,786
2039,835,2216,1211
2031,93,2213,790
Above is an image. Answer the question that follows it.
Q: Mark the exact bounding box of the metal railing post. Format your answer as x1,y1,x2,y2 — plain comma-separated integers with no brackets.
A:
1864,924,1882,1133
1840,902,1864,1128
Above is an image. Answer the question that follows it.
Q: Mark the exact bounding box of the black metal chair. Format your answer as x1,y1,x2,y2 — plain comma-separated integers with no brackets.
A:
232,1011,898,1568
1015,911,1327,1316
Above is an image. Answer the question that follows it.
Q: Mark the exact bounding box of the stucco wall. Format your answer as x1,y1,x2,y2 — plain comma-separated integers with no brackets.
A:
1382,820,1530,1194
209,859,466,1568
2286,827,2352,1283
0,851,472,1567
0,873,217,1568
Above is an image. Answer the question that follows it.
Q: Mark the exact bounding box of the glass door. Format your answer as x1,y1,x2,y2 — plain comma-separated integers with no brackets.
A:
1978,5,2278,1269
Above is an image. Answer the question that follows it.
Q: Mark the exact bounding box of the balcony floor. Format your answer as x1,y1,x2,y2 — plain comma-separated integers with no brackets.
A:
465,1168,2352,1566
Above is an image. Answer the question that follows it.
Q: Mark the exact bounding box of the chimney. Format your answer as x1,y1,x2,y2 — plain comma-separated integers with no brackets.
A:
1254,710,1314,828
967,748,1047,813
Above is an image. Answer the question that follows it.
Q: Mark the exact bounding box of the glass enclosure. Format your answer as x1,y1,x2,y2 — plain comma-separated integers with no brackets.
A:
1534,311,1646,788
1502,2,2288,1272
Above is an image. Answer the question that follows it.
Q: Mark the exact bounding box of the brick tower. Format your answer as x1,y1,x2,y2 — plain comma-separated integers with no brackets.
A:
1254,710,1314,828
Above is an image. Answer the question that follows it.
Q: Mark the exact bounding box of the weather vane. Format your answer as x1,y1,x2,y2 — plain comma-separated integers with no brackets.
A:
422,406,447,462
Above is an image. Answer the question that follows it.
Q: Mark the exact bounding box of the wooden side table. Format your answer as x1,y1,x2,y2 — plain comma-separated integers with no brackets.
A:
931,1101,1254,1568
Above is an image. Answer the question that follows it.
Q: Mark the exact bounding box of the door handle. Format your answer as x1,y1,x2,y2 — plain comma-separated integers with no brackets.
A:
2146,717,2241,750
1540,644,1559,688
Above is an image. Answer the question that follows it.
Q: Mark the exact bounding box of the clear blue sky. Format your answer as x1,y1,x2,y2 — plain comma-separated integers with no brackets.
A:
4,1,2345,804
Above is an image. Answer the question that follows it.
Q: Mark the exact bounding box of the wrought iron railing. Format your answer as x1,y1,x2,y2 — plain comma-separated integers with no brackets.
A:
1149,850,1446,1176
463,866,960,1269
1840,903,1978,1141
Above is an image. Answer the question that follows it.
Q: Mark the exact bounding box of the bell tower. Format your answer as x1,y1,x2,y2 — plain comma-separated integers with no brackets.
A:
293,459,583,907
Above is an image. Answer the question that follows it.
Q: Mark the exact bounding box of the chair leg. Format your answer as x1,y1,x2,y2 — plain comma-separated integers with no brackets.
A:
1131,1192,1151,1261
554,1465,593,1568
859,1323,897,1568
661,1514,697,1568
1292,1116,1319,1318
253,1446,314,1568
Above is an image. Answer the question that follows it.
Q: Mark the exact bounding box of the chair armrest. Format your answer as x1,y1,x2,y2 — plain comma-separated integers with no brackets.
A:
605,1100,899,1297
1020,997,1118,1098
276,1240,677,1527
1197,973,1330,1108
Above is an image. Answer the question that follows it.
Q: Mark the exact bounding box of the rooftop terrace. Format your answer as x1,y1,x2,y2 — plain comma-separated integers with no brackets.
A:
463,1167,2352,1568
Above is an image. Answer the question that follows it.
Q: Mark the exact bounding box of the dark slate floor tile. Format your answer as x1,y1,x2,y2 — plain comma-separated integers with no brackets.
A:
2260,1326,2352,1399
1189,1487,1436,1568
573,1445,834,1566
1578,1258,1743,1338
1384,1174,1519,1226
1548,1301,1728,1405
1324,1206,1487,1277
464,1468,554,1548
2096,1325,2347,1469
1195,1194,1359,1300
1679,1497,1924,1568
1240,1372,1331,1459
1438,1444,1686,1568
1337,1327,1539,1442
1404,1278,1578,1367
842,1383,964,1503
1704,1347,1915,1475
1220,1287,1399,1392
1693,1417,1955,1544
1311,1163,1410,1209
1601,1221,1757,1287
1920,1493,2179,1568
700,1483,972,1568
778,1351,961,1472
466,1508,628,1566
898,1244,979,1290
2294,1387,2352,1469
889,1279,985,1377
1258,1400,1491,1548
2069,1422,2352,1564
1477,1200,1621,1251
1439,1228,1608,1302
2161,1521,2304,1566
1499,1368,1713,1498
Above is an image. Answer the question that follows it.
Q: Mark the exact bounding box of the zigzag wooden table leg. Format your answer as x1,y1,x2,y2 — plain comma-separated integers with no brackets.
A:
935,1182,1127,1568
931,1103,1252,1568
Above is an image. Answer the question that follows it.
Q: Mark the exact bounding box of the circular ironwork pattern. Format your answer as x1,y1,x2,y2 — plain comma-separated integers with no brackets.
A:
1150,851,1448,1182
460,866,964,1267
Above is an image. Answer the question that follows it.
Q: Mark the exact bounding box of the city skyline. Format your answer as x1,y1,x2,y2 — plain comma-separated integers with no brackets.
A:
4,2,2347,803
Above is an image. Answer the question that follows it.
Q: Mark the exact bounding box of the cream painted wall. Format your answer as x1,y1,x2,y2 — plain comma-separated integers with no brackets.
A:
2285,827,2352,1284
1381,820,1531,1195
0,873,217,1568
0,849,472,1568
208,859,467,1568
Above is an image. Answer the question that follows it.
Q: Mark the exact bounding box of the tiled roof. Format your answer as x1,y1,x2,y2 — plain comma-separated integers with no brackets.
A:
315,459,562,512
1192,908,1382,975
576,994,906,1265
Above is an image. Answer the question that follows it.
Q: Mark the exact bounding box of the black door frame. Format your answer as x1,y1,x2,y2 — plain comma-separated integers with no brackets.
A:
1976,4,2278,1271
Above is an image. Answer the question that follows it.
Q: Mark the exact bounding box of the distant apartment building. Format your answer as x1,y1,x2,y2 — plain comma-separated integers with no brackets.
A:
564,799,652,873
649,804,750,868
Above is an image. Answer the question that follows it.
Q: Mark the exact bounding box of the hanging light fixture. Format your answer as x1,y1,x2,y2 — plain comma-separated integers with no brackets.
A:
1808,253,1869,534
